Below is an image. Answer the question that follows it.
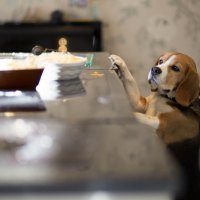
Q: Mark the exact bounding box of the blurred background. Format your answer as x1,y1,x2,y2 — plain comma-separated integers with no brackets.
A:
0,0,200,94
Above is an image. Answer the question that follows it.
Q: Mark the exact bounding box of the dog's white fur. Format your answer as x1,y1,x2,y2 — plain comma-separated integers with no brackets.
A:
109,52,200,144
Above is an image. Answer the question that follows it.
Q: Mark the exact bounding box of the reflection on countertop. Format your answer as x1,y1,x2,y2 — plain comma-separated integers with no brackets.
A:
0,52,182,199
37,78,86,101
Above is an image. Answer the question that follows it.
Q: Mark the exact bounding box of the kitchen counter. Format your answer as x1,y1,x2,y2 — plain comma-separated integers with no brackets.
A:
0,52,181,199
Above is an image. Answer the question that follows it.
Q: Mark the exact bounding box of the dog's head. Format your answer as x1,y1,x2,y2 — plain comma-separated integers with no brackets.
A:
148,52,199,107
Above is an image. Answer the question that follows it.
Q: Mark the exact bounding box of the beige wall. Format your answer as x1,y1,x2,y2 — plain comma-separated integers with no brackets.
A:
0,0,200,93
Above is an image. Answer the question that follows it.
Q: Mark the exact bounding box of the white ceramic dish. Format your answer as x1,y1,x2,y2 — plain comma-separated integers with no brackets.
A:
40,56,87,81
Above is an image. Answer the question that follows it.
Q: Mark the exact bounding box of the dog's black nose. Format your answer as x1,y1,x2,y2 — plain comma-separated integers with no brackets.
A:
151,67,162,75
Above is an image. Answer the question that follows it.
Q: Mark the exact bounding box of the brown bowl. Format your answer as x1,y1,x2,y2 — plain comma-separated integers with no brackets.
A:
0,68,44,90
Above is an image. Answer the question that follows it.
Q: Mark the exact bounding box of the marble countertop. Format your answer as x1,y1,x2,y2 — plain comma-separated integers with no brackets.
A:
0,52,181,194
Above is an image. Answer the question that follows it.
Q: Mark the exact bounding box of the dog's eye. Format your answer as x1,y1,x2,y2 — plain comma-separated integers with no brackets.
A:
158,59,163,64
171,65,180,72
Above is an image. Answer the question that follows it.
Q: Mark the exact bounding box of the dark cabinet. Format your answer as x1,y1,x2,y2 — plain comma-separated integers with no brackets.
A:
0,21,102,52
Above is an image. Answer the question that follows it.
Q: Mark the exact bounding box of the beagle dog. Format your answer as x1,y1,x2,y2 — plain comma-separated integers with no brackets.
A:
109,52,200,144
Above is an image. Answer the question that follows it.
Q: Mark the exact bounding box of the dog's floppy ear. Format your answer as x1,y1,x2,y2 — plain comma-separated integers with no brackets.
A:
175,67,199,107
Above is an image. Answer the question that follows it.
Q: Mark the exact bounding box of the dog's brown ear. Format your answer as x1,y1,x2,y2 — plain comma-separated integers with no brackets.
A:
175,68,199,107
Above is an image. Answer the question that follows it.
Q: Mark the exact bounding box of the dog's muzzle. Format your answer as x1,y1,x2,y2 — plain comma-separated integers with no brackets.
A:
148,66,162,91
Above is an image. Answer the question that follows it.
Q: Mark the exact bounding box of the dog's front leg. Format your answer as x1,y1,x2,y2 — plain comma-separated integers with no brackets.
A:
109,55,147,112
133,112,159,129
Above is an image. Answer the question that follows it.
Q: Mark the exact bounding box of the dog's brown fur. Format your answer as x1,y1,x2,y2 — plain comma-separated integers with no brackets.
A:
109,52,200,144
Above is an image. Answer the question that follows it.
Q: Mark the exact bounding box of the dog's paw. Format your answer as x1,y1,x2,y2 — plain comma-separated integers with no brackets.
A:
109,54,127,70
109,54,127,79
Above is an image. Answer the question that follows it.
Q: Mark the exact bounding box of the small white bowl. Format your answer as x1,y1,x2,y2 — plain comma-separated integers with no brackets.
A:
39,54,87,81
